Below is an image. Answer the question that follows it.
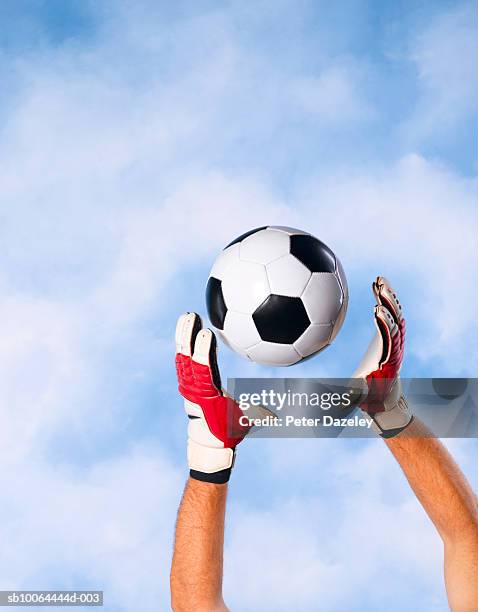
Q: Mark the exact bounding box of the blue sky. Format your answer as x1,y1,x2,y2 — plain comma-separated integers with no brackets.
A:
0,1,477,610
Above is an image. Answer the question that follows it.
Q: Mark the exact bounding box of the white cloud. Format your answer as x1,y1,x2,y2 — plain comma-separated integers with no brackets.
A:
404,3,478,141
298,153,478,373
225,438,450,611
0,445,182,610
0,0,377,457
291,62,374,123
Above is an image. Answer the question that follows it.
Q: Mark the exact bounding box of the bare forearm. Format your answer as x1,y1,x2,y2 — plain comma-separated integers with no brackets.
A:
171,478,229,612
385,418,478,542
386,418,478,610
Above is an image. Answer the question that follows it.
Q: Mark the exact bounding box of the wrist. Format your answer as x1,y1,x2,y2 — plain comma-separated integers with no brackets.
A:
186,476,229,492
374,413,414,438
190,466,233,484
357,376,413,438
188,440,235,483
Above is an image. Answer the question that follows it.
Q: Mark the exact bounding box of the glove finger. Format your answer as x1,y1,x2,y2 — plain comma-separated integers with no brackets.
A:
192,328,222,393
175,313,188,354
373,277,403,323
374,305,397,366
175,312,202,357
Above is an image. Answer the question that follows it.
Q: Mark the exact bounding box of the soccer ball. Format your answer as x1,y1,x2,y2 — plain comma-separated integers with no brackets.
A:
205,226,348,366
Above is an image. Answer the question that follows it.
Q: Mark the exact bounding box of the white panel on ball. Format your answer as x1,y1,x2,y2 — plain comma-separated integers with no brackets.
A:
221,260,270,314
209,243,241,281
268,226,311,236
246,342,301,366
301,273,343,324
227,343,250,359
336,257,349,298
239,228,290,265
216,330,233,349
217,331,250,358
330,299,348,342
293,324,332,357
266,254,311,297
223,310,262,350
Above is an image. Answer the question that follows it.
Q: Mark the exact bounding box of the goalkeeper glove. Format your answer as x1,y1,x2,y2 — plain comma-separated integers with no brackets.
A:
352,277,413,438
175,312,248,484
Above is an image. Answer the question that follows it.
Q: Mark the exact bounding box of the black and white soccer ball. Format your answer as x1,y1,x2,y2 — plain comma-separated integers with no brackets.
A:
206,226,348,366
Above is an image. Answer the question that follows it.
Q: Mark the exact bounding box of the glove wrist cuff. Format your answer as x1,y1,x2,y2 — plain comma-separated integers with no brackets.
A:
187,440,235,481
189,467,232,484
369,393,413,438
374,415,414,438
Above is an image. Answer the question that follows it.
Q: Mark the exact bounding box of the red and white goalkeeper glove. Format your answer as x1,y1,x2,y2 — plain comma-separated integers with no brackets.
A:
352,277,413,438
175,312,249,484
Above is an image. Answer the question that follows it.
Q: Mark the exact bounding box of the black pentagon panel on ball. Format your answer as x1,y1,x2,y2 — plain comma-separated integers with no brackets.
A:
206,277,227,330
253,295,310,344
290,234,336,273
225,226,268,248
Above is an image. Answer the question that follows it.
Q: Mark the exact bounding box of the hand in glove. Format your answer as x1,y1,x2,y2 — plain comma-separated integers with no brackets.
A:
352,277,413,438
175,312,249,484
